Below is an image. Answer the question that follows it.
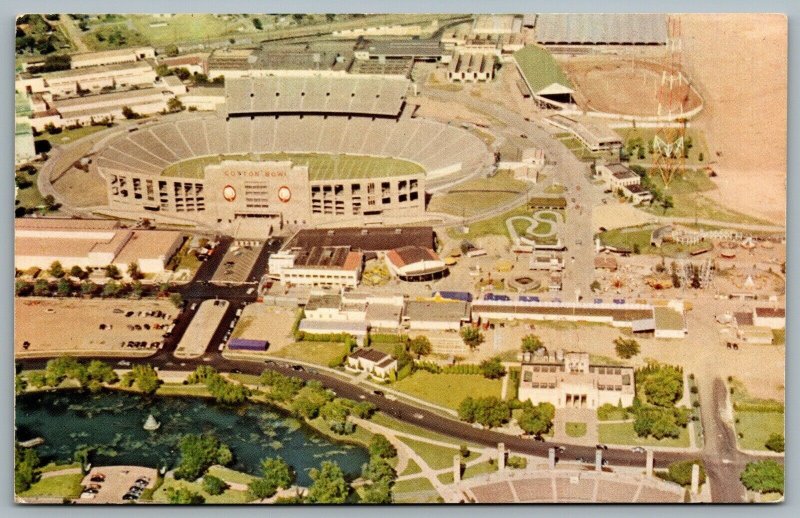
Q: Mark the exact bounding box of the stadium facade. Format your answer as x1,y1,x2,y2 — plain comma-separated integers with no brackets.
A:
93,75,492,236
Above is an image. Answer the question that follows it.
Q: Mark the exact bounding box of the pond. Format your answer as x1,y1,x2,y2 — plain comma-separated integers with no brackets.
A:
15,389,370,485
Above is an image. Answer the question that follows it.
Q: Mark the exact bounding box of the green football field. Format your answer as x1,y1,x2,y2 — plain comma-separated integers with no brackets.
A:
161,152,424,180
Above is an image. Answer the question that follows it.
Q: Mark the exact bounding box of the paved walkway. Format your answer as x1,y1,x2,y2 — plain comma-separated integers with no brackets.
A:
552,408,599,446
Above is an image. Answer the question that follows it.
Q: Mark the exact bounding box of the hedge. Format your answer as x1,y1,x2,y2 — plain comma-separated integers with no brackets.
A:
442,364,482,375
733,401,785,413
369,333,408,344
295,331,352,343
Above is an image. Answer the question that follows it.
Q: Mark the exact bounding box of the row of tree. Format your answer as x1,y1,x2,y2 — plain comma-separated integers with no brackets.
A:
17,357,118,394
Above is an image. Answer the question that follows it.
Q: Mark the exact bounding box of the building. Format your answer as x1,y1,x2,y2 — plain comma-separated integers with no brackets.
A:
227,338,268,352
301,292,405,330
653,306,687,339
268,247,363,287
531,13,667,46
403,300,471,331
471,297,656,328
530,253,564,271
16,62,157,97
15,93,36,165
518,350,635,410
346,348,397,379
385,246,447,282
544,115,622,152
514,46,575,108
596,162,652,204
283,226,436,253
447,52,497,83
753,307,786,329
14,218,182,275
593,255,618,272
176,86,225,111
70,47,155,69
354,39,450,63
208,47,352,79
159,54,209,76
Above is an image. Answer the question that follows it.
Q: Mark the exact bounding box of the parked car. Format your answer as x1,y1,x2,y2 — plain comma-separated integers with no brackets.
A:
596,444,608,450
631,447,646,454
291,365,304,372
372,390,385,397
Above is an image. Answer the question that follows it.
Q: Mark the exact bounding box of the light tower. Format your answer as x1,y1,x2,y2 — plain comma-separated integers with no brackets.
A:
653,16,687,188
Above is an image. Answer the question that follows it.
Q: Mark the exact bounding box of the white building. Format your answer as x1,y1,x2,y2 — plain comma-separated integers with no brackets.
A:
596,162,652,204
518,351,635,409
16,62,157,97
268,247,363,288
403,300,471,331
346,348,398,379
385,246,447,282
653,306,687,339
70,47,155,69
753,307,786,329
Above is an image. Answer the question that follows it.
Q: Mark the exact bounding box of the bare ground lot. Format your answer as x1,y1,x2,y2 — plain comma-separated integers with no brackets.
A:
228,304,297,352
15,298,178,358
562,56,702,116
51,167,108,207
679,14,787,222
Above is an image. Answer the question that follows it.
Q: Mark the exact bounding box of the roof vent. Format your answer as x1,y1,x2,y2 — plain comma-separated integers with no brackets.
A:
395,228,402,234
327,230,335,236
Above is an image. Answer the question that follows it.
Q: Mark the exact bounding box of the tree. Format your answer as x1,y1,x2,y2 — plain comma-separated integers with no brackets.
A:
164,44,179,57
291,383,333,419
252,18,263,30
408,336,432,358
105,264,121,279
479,357,506,379
80,280,99,297
590,280,601,293
614,337,640,359
166,486,205,504
15,280,34,296
48,261,65,279
55,278,72,297
369,435,397,460
517,402,556,436
521,334,544,354
261,457,295,493
666,460,706,487
642,367,683,407
361,480,392,503
102,281,122,298
173,434,233,481
362,457,396,486
33,279,50,296
167,97,184,112
127,261,143,280
130,281,144,298
460,326,484,350
69,265,86,279
87,360,118,385
121,106,138,119
740,460,783,495
202,474,227,495
122,364,161,394
458,397,511,429
169,292,183,308
306,461,348,503
15,443,40,493
765,433,785,453
660,195,674,214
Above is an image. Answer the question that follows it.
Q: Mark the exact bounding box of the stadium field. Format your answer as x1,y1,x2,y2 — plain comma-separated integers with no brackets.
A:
161,153,425,181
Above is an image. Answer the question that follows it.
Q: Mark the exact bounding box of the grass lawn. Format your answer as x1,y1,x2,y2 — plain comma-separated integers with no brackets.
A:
438,472,454,484
392,476,438,502
446,206,531,241
463,460,498,480
596,406,629,422
428,172,527,218
544,183,567,195
35,125,107,147
18,473,84,500
735,411,784,451
272,342,347,367
566,422,588,438
598,224,714,256
161,153,423,181
207,465,257,486
392,371,502,410
615,127,710,167
398,437,460,470
15,171,47,210
400,459,422,477
152,477,254,504
36,462,80,474
371,413,482,449
226,373,262,386
155,383,213,397
598,422,690,447
772,329,785,345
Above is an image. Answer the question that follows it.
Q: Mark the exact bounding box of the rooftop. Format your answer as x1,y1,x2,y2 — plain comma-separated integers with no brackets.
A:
305,294,342,311
653,307,685,331
350,347,393,363
405,300,470,323
514,45,573,94
755,307,785,318
386,246,439,268
283,227,435,253
291,246,362,270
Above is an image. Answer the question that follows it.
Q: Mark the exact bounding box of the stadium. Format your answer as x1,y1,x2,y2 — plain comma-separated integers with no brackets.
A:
91,75,493,237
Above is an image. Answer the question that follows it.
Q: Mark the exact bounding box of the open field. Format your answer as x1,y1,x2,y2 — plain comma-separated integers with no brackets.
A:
392,371,502,410
271,341,347,367
566,422,588,438
615,127,710,167
161,152,424,181
35,125,108,148
446,206,530,241
17,473,84,500
152,477,253,504
428,171,528,217
680,14,786,222
598,422,690,447
735,411,784,451
15,298,178,357
562,56,702,116
15,170,48,210
598,224,714,256
50,167,109,208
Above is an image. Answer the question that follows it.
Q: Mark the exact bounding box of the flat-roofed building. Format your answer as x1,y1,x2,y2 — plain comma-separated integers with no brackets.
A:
471,298,655,328
177,86,225,111
354,39,449,63
16,62,157,97
15,218,182,275
404,300,471,331
284,226,435,253
159,54,209,76
532,13,667,46
385,246,447,282
545,115,622,152
653,306,687,339
209,48,352,79
269,246,363,288
518,350,635,409
753,307,786,329
70,47,155,69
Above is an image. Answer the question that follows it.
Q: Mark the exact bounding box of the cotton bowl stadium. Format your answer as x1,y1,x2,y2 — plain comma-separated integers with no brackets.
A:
88,75,493,238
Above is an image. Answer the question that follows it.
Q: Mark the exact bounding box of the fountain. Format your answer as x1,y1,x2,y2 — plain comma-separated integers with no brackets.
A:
143,414,161,431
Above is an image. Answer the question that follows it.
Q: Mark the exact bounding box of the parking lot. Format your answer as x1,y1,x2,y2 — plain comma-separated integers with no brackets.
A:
78,466,158,504
15,299,179,358
210,243,262,284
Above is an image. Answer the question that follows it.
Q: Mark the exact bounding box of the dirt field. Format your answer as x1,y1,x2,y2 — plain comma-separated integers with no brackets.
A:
229,304,297,352
15,298,178,357
562,56,702,116
680,14,787,222
51,167,109,207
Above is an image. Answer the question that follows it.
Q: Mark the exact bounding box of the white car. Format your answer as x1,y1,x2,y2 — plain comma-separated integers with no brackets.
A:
384,394,397,401
246,287,256,295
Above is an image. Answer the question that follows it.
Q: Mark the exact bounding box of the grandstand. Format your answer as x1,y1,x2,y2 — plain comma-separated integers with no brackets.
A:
532,13,668,46
224,76,411,117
